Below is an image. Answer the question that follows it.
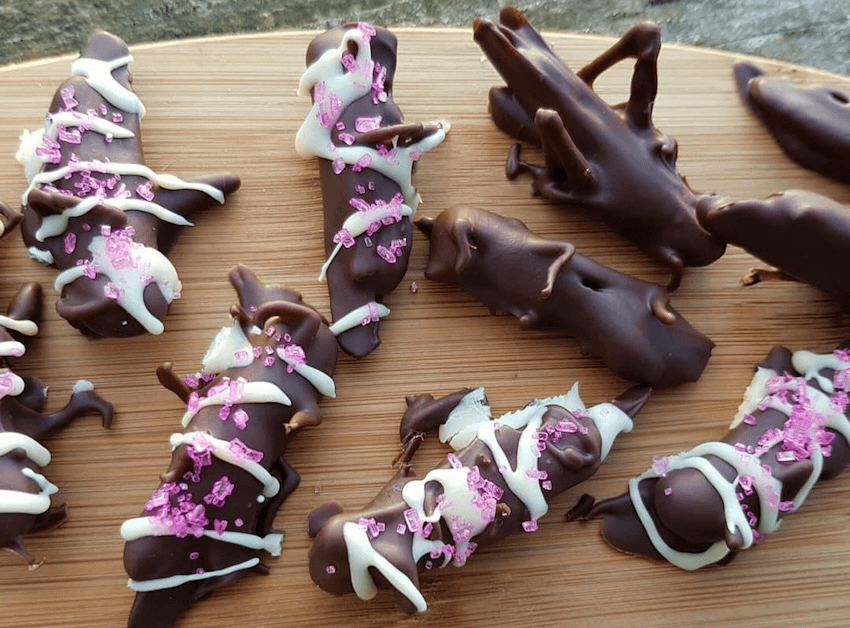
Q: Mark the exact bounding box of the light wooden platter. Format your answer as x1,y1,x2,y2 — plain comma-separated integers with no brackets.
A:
1,27,850,628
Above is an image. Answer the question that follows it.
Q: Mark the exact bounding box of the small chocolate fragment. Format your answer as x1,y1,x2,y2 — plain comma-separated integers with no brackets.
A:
575,345,850,569
473,7,725,290
735,61,850,185
121,266,338,628
0,282,113,567
296,21,449,357
416,207,714,388
0,201,21,238
697,190,850,309
16,31,241,337
308,383,650,612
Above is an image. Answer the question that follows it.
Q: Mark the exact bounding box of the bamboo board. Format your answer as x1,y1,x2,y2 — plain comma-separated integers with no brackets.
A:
1,27,850,628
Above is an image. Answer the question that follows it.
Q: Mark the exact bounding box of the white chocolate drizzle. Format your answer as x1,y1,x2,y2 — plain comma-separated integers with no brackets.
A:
120,516,283,556
0,433,57,515
180,379,292,428
70,55,146,116
328,302,390,336
127,557,260,592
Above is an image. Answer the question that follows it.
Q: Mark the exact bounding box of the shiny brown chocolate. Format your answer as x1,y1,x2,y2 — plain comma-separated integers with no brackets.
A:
697,189,850,309
307,384,650,613
123,266,338,628
302,24,446,357
473,7,725,290
573,345,850,568
20,31,240,337
416,207,714,388
0,282,113,566
735,61,850,185
0,201,20,238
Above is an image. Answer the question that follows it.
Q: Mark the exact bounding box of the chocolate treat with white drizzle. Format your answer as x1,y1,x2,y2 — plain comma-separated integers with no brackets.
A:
0,282,113,567
16,30,241,337
307,383,650,613
295,22,449,357
473,7,725,290
416,207,714,388
121,266,338,628
734,61,850,185
696,190,850,310
571,345,850,569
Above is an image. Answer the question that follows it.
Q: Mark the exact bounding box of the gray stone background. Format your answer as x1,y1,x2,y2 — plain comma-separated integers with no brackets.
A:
1,0,848,75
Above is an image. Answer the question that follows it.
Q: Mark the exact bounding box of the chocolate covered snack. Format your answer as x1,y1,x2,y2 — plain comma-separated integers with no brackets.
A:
416,207,714,388
0,201,21,238
16,31,241,337
0,282,113,566
735,61,850,185
296,22,449,357
572,345,850,569
473,7,725,290
697,190,850,309
121,266,338,628
308,383,650,613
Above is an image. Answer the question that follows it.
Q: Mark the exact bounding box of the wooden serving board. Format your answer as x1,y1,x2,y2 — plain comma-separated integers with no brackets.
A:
1,27,850,628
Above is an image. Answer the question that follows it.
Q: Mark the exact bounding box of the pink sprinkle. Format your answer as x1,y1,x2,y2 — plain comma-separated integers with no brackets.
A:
410,282,418,293
332,157,345,174
64,232,77,254
103,282,124,300
335,121,346,131
361,301,380,326
651,456,670,476
232,409,250,430
338,132,356,145
196,568,205,575
218,405,231,421
112,112,123,123
57,125,82,144
355,116,382,132
253,346,263,358
447,452,463,469
403,509,422,533
136,181,155,201
376,244,397,264
664,487,673,496
422,522,433,538
834,348,850,362
105,133,113,143
341,52,358,72
778,501,796,512
542,480,553,491
60,86,78,110
234,518,244,528
214,519,228,536
263,356,275,367
326,565,336,575
410,148,422,161
333,228,356,248
281,343,307,373
522,519,538,533
351,153,372,173
228,438,264,463
743,414,759,426
355,184,366,194
358,22,376,41
190,552,199,560
99,103,108,115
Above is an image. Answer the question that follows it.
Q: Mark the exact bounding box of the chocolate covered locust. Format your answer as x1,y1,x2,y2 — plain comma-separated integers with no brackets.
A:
0,282,113,566
296,21,449,356
417,207,714,388
121,266,338,627
16,30,241,337
572,345,850,569
473,7,725,290
308,383,650,613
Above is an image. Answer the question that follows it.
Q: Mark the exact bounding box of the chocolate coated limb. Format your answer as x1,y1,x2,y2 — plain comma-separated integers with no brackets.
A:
16,31,241,337
296,22,449,357
473,7,725,290
0,282,113,567
416,207,714,388
121,266,338,628
697,190,850,309
575,344,850,569
308,383,650,613
735,61,850,185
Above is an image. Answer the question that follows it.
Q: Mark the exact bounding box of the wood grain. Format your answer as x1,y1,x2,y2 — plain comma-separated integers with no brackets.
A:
1,27,850,628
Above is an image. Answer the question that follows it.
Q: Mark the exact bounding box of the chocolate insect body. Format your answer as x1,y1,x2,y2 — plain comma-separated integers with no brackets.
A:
735,61,850,185
307,383,650,613
296,22,449,357
16,31,241,337
121,266,338,628
573,345,850,569
0,282,113,566
473,7,725,290
416,207,714,388
697,190,850,309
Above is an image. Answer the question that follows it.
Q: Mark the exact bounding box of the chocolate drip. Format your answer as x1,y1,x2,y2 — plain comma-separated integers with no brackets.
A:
296,22,449,357
0,282,113,566
473,7,725,290
18,30,240,337
417,207,714,388
735,61,850,185
307,384,650,613
577,344,850,569
122,266,338,628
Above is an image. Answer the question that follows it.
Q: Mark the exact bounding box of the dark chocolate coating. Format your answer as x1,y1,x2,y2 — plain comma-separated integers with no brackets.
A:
697,189,850,309
735,61,850,185
575,345,850,568
0,282,113,566
416,207,714,388
300,24,447,357
122,266,338,628
308,384,650,613
473,8,725,290
20,30,241,337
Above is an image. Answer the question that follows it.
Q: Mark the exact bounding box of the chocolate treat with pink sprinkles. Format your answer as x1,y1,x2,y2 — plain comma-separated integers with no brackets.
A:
296,21,449,357
571,345,850,569
16,30,240,337
0,282,113,567
121,266,338,628
307,383,650,613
